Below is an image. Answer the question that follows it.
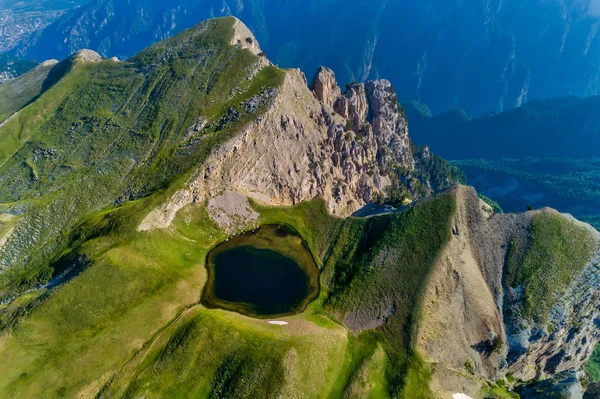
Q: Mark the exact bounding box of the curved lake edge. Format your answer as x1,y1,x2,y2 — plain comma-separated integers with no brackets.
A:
201,224,321,319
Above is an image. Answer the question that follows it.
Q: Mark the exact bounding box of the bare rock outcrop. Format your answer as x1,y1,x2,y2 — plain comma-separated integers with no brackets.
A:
40,59,59,67
310,67,341,108
230,17,263,56
140,45,430,230
334,82,369,133
190,68,405,217
207,191,259,233
74,49,103,63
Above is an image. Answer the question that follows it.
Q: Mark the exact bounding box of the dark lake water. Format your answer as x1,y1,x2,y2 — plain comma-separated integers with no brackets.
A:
202,225,319,318
212,246,309,315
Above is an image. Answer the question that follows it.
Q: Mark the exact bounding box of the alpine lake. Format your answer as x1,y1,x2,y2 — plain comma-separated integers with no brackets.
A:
201,225,320,318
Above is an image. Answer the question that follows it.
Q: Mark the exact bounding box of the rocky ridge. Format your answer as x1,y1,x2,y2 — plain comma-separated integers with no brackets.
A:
140,62,442,232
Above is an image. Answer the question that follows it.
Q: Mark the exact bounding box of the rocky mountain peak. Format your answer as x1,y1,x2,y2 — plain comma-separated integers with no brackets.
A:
333,82,368,131
140,59,454,231
73,49,103,63
327,76,413,172
40,59,59,67
309,66,341,108
229,17,263,56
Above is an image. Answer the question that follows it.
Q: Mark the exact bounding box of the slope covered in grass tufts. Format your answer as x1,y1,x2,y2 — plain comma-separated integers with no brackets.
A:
322,192,457,397
506,213,598,323
1,175,597,398
0,60,56,123
0,178,458,399
0,17,284,297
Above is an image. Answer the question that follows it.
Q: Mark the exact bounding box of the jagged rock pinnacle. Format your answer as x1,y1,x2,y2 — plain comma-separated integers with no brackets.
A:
310,66,341,108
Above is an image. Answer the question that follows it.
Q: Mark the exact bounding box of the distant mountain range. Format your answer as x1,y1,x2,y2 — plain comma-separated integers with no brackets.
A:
0,0,90,52
0,54,38,83
6,0,600,115
405,95,600,230
406,96,600,159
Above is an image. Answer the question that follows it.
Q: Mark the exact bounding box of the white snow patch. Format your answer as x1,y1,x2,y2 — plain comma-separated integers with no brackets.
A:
268,321,288,325
453,394,474,399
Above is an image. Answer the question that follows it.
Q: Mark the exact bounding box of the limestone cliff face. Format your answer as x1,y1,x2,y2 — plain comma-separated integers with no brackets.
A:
140,58,437,231
309,66,340,108
420,186,600,398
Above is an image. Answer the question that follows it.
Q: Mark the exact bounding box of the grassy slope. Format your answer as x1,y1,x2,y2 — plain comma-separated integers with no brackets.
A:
0,61,54,123
255,193,457,398
2,164,592,397
322,194,456,398
506,213,597,323
587,344,600,381
0,17,285,296
0,187,457,398
0,199,345,398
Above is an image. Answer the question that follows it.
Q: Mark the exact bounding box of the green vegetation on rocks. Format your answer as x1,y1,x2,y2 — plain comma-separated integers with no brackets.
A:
478,193,503,213
322,193,456,397
0,17,284,297
506,213,597,322
587,344,600,382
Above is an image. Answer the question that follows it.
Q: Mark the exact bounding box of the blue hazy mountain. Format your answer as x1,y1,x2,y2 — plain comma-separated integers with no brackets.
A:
405,96,600,159
10,0,600,115
0,0,91,52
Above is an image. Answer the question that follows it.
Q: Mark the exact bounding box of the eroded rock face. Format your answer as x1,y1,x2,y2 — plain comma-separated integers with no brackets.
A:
419,186,600,397
140,57,431,230
310,67,341,108
334,83,369,133
366,80,413,171
516,370,584,399
504,248,600,382
191,68,409,218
